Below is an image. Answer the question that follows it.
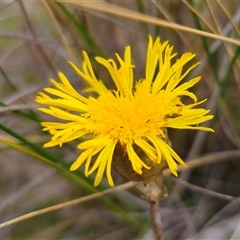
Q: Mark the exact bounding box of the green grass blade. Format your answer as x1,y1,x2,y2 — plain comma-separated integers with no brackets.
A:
188,0,219,81
56,1,100,53
0,123,142,228
0,66,17,91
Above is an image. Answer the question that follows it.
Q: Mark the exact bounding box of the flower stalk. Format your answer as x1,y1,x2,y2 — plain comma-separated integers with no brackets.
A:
134,170,166,240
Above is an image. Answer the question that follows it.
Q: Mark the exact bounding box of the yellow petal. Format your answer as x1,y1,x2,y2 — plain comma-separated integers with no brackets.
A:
126,143,151,174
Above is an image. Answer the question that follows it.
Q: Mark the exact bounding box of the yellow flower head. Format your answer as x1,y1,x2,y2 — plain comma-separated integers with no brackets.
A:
36,36,214,187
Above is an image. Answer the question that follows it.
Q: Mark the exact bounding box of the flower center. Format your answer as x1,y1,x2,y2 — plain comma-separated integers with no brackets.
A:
85,80,180,144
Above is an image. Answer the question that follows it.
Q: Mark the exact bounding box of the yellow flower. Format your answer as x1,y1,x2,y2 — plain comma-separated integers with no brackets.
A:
36,36,214,187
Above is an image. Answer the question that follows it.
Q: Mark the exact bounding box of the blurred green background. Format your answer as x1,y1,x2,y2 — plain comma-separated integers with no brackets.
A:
1,1,240,239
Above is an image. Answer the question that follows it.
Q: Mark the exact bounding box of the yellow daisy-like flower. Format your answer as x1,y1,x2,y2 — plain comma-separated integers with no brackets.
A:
36,36,214,187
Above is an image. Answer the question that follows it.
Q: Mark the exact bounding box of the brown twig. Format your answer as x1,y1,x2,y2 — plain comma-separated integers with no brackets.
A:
0,182,133,230
172,177,240,203
1,150,240,230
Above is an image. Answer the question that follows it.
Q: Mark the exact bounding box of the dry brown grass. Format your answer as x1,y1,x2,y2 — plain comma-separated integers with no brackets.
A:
1,1,240,239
